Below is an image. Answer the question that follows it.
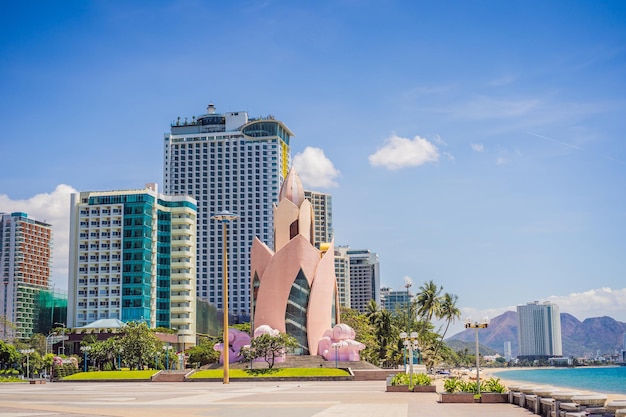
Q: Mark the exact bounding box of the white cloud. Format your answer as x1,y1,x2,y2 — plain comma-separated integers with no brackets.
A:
369,134,439,170
0,184,77,290
471,143,485,152
292,147,340,188
546,288,626,321
445,287,626,337
496,156,509,165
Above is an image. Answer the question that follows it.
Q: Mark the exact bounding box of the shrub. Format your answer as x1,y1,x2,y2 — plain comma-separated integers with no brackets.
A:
443,376,506,393
413,373,432,386
483,377,507,393
390,372,410,386
444,377,461,393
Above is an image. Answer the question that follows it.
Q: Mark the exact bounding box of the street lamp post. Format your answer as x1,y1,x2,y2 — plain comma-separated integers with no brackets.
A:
399,331,419,388
80,346,92,372
54,322,66,355
465,317,490,396
20,348,34,379
403,282,412,369
118,347,123,370
211,210,239,385
163,345,173,370
331,342,340,368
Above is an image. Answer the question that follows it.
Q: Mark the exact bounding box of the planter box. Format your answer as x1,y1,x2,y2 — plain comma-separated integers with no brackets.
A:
480,393,509,403
386,385,436,393
386,385,411,392
412,385,437,393
439,392,509,403
439,393,478,403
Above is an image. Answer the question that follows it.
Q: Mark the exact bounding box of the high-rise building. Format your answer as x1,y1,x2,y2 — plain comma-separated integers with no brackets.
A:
163,104,294,321
304,190,333,248
333,250,351,308
0,212,53,340
517,301,563,360
67,184,197,347
380,286,412,313
335,246,380,313
504,341,512,362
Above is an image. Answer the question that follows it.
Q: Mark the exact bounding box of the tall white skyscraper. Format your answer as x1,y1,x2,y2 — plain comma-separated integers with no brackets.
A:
335,246,380,313
0,212,53,340
304,190,333,248
163,104,293,320
67,184,197,347
517,301,563,359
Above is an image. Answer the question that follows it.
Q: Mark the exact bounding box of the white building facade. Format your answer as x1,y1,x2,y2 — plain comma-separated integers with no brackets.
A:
517,301,563,360
67,184,197,347
163,104,293,321
304,190,333,248
335,246,380,313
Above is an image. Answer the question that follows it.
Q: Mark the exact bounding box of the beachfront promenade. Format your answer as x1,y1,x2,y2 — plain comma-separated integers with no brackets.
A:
0,380,535,417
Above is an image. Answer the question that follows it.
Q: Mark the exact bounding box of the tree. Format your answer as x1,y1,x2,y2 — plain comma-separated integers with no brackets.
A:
340,306,377,364
187,336,220,368
416,280,442,322
241,333,298,369
431,292,461,360
119,321,160,370
29,333,47,356
0,340,20,370
88,336,120,370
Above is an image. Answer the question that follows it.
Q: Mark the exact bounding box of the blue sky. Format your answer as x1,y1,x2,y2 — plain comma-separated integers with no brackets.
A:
1,1,625,334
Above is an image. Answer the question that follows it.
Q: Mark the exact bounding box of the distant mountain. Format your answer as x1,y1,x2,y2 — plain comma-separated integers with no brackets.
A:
446,311,626,358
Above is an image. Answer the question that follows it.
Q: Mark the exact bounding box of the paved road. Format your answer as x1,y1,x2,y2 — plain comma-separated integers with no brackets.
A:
0,380,535,417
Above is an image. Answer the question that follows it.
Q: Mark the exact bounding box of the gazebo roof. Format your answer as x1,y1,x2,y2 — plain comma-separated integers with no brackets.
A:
79,319,127,329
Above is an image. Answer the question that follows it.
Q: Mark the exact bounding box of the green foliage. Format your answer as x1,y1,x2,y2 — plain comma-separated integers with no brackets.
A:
240,332,298,369
190,368,349,379
187,336,220,367
390,372,432,387
0,340,20,368
413,372,432,386
482,377,507,393
390,372,411,386
119,321,160,370
443,376,506,393
232,322,251,334
339,306,377,364
443,377,462,393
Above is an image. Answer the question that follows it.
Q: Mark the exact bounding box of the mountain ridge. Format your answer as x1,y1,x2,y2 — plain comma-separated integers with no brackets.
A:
447,311,626,358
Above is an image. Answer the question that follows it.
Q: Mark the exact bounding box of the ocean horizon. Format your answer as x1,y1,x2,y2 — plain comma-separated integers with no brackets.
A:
493,366,626,395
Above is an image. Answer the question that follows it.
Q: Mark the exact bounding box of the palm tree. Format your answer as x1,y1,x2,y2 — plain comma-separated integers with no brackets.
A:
431,292,461,360
416,280,442,322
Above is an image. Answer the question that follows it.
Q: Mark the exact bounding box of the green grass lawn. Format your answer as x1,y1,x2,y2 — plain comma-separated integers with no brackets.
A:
61,367,350,381
63,370,157,380
189,367,351,379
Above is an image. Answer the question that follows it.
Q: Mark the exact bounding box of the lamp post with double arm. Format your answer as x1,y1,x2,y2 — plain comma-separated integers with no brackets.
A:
465,317,490,396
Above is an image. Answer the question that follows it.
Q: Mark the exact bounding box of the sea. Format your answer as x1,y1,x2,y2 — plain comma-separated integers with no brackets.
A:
493,366,626,395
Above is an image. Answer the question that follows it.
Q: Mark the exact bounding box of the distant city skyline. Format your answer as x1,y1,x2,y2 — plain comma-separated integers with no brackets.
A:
2,1,626,336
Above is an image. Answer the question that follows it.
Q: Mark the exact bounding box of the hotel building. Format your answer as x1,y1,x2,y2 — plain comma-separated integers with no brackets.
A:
163,104,293,321
0,212,53,340
335,246,380,313
517,301,563,360
67,184,197,347
304,190,333,248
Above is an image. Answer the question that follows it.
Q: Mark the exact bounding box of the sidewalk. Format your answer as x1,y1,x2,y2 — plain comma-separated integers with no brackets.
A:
0,380,535,417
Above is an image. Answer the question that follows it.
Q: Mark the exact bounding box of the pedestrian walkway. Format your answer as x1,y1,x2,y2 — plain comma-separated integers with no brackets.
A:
0,380,535,417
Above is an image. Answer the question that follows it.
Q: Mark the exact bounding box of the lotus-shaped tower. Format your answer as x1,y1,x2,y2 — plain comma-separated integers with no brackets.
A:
250,167,339,355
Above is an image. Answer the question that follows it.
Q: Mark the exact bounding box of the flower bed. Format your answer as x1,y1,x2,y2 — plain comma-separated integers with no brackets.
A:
386,372,436,392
